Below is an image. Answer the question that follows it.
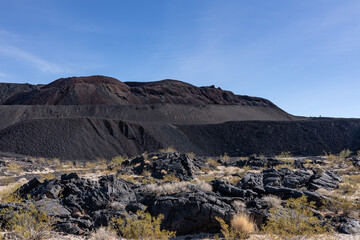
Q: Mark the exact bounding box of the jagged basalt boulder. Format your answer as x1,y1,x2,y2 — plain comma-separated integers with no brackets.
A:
122,152,202,180
145,191,235,235
211,180,257,199
308,170,342,190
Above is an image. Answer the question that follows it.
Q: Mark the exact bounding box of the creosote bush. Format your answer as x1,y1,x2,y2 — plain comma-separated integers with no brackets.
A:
0,198,56,240
216,213,255,240
262,195,329,239
112,210,176,240
321,195,360,216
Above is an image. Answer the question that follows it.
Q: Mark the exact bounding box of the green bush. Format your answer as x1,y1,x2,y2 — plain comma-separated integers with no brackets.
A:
0,200,55,240
262,195,329,239
112,210,176,240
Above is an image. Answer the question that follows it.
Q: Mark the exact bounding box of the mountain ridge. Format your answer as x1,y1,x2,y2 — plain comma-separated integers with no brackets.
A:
0,75,281,108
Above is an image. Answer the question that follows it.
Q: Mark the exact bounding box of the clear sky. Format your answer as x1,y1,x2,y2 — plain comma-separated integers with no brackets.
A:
0,0,359,118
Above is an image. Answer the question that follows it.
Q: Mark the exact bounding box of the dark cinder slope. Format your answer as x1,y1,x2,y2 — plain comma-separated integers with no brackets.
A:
0,116,359,159
177,119,360,156
0,83,41,104
0,117,201,159
0,104,299,130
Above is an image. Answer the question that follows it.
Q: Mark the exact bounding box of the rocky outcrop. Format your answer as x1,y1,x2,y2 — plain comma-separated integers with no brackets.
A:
0,153,347,236
120,152,204,181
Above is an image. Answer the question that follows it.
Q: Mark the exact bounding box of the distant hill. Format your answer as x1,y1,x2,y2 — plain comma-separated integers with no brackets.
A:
1,75,281,107
1,75,359,160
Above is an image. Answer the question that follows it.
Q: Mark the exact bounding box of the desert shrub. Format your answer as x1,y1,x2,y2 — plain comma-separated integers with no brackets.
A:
89,227,118,240
0,184,23,203
37,157,46,164
207,158,219,168
322,195,360,216
0,177,17,186
274,164,294,170
159,147,177,153
186,152,196,158
162,173,179,182
196,175,216,182
6,163,21,172
85,161,99,169
0,200,55,239
325,152,337,162
201,166,212,173
51,158,61,167
339,149,352,160
276,151,292,159
262,195,282,209
111,156,127,165
336,174,360,195
112,210,175,240
216,213,255,240
262,195,329,239
226,176,242,186
40,173,56,182
220,153,230,162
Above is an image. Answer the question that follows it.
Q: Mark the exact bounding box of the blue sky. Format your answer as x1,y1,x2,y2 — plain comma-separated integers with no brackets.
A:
0,0,359,118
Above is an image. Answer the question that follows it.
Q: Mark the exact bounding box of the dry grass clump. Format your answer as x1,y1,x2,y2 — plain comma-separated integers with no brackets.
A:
231,214,256,236
196,175,216,182
274,164,294,170
197,181,213,192
6,163,21,173
145,181,212,196
226,176,242,186
89,227,119,240
231,200,246,213
112,210,175,240
145,182,190,196
52,157,61,167
220,153,230,162
111,156,127,165
206,158,220,168
162,173,180,182
216,213,255,239
275,151,292,159
159,147,177,153
262,195,282,209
